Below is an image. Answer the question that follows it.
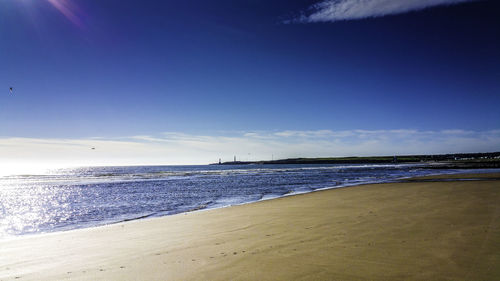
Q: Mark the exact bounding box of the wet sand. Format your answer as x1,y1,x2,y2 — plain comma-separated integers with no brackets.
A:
1,173,499,280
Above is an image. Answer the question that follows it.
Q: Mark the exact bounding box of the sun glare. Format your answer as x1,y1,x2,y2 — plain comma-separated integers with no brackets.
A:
0,162,71,177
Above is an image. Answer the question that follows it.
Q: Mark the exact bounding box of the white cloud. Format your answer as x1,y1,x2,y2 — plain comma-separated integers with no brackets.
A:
0,129,498,173
274,130,335,138
296,0,476,23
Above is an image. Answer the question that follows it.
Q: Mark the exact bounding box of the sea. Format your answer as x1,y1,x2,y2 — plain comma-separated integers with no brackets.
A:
0,163,497,240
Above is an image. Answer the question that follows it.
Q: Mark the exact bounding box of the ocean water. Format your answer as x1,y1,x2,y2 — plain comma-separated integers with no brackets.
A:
0,163,493,239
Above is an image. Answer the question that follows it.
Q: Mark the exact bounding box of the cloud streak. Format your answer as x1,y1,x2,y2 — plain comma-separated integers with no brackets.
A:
296,0,476,23
1,129,499,173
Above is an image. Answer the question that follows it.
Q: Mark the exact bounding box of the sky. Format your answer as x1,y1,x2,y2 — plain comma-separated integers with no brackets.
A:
0,0,499,169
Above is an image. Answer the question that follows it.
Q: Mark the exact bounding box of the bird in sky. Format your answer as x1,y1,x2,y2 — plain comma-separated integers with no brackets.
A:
9,87,13,94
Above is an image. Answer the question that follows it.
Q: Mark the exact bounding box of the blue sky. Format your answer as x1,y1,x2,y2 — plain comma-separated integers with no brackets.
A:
0,0,499,167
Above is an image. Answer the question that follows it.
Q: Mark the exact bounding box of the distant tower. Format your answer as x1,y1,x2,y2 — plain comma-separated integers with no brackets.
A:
234,155,236,162
219,158,221,164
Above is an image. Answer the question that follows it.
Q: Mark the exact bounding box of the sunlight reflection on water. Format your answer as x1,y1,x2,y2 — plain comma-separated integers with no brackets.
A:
1,164,492,239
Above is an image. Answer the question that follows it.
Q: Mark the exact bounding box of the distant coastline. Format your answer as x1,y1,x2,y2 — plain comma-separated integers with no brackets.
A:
212,152,500,169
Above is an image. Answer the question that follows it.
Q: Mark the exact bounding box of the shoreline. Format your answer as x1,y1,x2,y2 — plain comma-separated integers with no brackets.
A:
2,169,499,242
1,172,499,280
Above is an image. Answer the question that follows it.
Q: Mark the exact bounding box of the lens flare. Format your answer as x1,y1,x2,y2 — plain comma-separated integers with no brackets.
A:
47,0,85,29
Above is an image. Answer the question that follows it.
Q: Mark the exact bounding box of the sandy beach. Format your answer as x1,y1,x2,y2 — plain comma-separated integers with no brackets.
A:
1,173,499,281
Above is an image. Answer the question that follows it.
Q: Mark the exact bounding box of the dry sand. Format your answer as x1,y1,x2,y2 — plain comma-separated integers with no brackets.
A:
0,173,499,280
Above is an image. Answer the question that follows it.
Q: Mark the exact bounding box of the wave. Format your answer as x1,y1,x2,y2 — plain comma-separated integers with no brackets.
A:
1,163,424,186
3,164,496,239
